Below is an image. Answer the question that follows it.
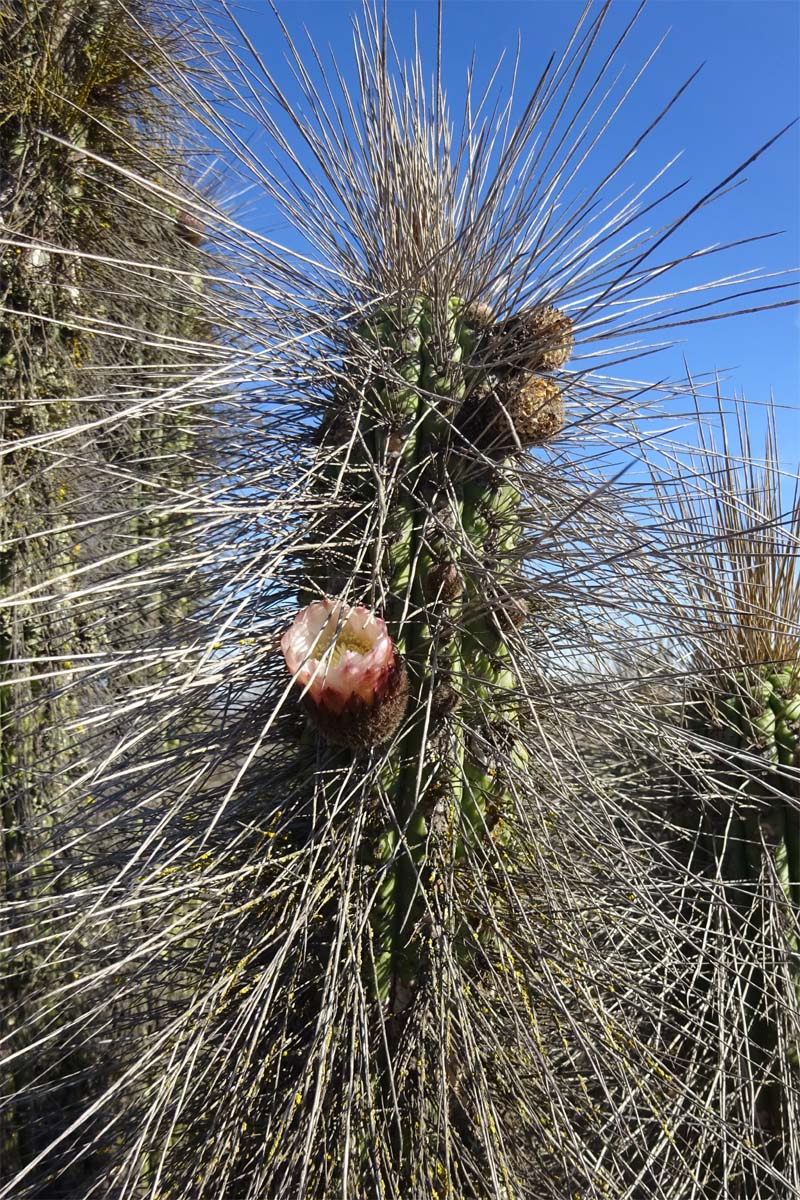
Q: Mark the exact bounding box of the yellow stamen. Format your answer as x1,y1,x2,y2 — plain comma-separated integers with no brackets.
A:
312,622,373,666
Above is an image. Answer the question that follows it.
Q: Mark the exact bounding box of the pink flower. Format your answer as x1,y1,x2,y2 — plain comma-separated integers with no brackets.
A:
281,599,408,746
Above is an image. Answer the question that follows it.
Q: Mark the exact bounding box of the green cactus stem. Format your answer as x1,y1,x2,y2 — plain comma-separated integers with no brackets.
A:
690,664,800,1168
694,668,800,912
298,297,572,1015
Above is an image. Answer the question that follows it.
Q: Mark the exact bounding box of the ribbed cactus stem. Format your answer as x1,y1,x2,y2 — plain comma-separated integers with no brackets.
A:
419,295,466,455
459,474,523,848
299,296,569,1012
1,4,211,1185
692,664,800,1151
358,298,430,1003
702,671,800,902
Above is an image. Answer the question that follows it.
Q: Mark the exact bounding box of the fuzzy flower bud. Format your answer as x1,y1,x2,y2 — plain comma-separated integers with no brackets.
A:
281,598,408,746
459,375,564,455
496,304,574,372
501,375,564,445
423,559,464,603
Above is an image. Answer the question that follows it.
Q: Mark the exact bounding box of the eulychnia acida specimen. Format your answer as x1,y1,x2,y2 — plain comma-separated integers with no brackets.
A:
1,2,798,1198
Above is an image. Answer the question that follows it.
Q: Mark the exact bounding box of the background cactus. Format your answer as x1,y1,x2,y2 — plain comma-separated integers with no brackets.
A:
1,0,213,1189
1,2,798,1198
653,393,800,1195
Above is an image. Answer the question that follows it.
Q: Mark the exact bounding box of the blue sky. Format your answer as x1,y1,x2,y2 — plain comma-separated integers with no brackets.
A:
237,0,799,462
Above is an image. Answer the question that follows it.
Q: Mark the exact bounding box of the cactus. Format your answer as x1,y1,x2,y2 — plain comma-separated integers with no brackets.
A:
2,4,799,1200
285,295,568,1019
654,392,800,1196
0,0,213,1190
691,668,800,888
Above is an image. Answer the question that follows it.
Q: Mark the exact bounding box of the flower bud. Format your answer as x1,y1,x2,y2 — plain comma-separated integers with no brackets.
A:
423,559,464,603
495,304,574,372
461,299,495,332
493,592,529,629
431,683,461,721
501,375,563,445
459,375,564,455
315,403,354,447
281,598,408,746
175,209,205,247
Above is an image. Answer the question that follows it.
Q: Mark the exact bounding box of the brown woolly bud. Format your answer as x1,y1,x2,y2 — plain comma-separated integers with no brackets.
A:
495,304,574,372
316,393,360,446
431,684,461,721
461,300,495,331
175,209,205,247
423,560,464,603
281,599,408,747
460,375,564,454
494,592,529,629
500,375,563,446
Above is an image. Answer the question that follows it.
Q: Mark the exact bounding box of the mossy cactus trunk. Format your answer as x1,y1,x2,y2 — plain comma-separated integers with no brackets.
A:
1,3,110,1176
0,1,210,1189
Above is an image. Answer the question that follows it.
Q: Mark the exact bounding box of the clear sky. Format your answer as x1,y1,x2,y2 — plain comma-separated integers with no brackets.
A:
235,0,799,462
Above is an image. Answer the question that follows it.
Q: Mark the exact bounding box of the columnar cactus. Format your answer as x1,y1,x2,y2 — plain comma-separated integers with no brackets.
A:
656,396,800,1195
283,295,571,1015
685,669,800,1179
693,668,800,885
0,0,211,1189
4,5,799,1200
